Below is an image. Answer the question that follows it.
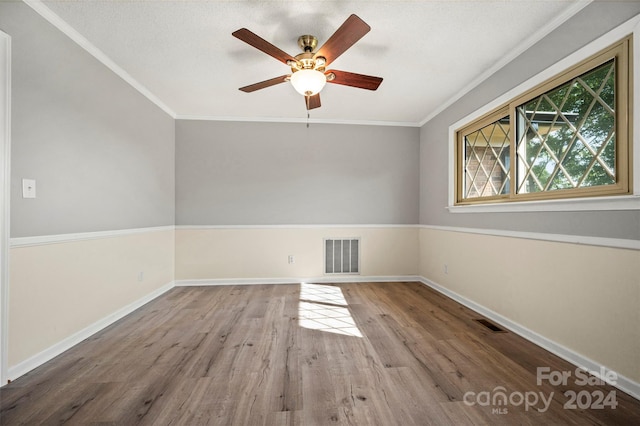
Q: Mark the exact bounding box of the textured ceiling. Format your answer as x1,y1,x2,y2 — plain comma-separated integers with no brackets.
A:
36,0,589,126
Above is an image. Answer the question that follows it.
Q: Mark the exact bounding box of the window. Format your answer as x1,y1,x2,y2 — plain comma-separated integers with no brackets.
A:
455,36,632,205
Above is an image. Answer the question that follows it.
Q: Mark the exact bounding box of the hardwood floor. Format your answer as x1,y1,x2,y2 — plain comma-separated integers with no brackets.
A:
1,282,639,425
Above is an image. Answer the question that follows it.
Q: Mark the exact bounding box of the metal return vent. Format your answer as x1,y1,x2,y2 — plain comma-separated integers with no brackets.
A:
474,318,507,333
324,238,360,274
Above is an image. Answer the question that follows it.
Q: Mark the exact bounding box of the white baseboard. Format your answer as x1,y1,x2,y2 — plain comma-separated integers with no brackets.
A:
417,276,640,401
8,275,638,403
7,281,175,382
5,276,411,383
175,275,421,287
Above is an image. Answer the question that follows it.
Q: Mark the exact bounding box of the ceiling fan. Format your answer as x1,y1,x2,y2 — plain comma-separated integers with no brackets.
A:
232,14,383,111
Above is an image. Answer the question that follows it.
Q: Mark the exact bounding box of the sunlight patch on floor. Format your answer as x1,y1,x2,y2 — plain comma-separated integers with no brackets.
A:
298,283,363,337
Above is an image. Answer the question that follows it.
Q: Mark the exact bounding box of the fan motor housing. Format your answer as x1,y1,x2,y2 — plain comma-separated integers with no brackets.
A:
290,36,325,72
292,52,321,72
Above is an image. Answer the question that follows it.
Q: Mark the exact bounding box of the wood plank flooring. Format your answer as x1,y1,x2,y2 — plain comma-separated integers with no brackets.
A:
1,282,639,425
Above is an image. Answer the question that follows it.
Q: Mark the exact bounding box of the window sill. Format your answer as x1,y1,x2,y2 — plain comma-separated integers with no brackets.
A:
448,195,640,213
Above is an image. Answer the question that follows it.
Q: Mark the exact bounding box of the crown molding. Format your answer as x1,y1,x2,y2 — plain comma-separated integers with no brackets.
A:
417,0,593,127
20,0,594,128
23,0,176,118
175,114,420,128
176,224,417,230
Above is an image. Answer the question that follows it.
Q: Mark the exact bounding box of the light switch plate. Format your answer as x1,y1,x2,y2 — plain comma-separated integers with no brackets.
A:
22,179,36,198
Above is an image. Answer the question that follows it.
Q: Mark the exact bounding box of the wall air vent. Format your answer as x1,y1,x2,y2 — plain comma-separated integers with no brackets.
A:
324,238,360,275
474,318,507,333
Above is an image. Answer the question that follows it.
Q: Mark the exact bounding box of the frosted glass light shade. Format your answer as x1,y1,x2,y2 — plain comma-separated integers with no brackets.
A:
290,69,327,96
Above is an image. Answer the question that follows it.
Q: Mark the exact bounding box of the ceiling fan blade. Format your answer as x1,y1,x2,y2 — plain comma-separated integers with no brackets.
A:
326,70,383,90
314,14,370,66
232,28,297,65
306,93,321,110
239,75,289,92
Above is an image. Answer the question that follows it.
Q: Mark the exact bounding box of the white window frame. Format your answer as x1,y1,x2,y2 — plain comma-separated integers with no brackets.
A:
448,14,640,213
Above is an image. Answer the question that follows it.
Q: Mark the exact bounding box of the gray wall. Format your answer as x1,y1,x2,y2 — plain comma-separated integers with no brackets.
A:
420,1,640,240
1,2,175,238
6,0,638,237
176,120,419,225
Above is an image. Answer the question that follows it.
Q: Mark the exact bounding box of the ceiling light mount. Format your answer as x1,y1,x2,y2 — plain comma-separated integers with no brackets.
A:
298,35,318,53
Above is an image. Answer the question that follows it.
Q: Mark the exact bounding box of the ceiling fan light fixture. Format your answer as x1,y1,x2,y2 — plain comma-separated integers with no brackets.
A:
233,14,382,110
290,69,327,96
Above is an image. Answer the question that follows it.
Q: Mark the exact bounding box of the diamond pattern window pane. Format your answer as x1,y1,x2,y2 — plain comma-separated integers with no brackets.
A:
516,59,616,194
463,116,510,199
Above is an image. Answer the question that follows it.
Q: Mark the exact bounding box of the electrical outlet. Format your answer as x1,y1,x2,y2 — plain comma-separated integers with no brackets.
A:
288,255,295,264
